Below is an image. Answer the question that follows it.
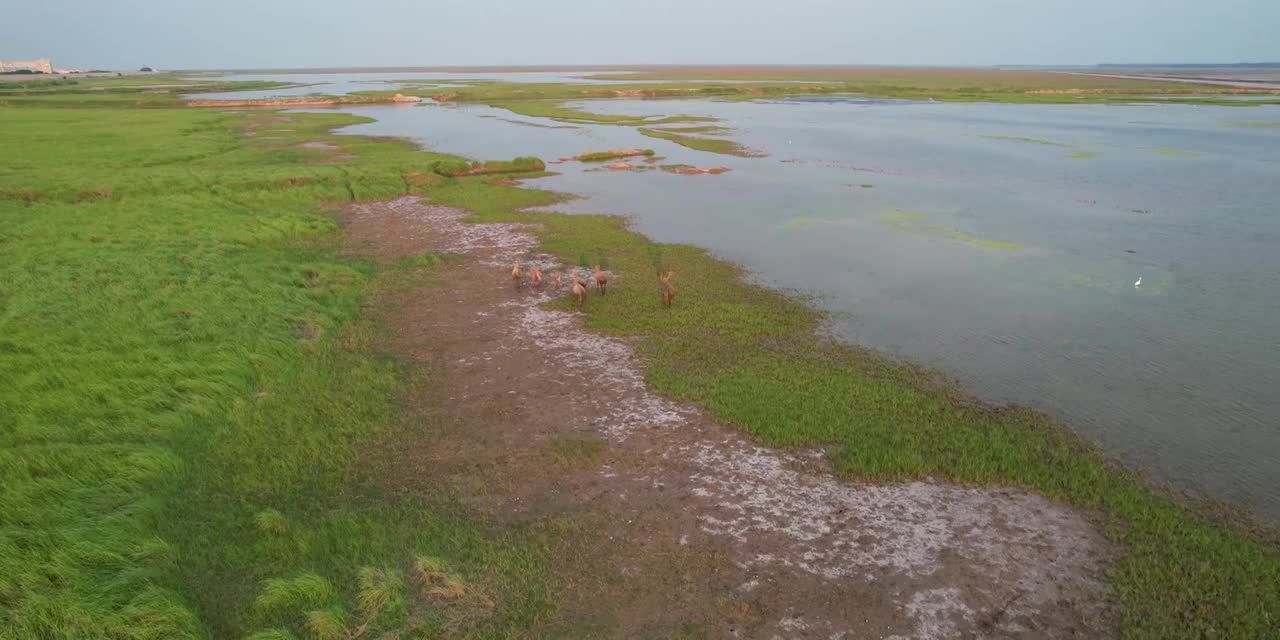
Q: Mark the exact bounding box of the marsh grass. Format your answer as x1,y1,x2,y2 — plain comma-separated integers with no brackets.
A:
434,156,546,177
385,75,1280,113
654,125,733,135
637,128,754,157
576,149,656,162
481,99,715,126
0,106,552,638
0,73,293,107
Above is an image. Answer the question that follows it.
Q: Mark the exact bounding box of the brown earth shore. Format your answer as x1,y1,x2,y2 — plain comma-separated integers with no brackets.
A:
343,196,1114,638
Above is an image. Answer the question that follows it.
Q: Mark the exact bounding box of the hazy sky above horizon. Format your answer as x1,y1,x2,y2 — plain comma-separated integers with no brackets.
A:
4,0,1277,70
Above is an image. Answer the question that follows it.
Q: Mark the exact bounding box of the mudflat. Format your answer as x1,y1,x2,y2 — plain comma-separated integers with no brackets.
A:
344,196,1113,638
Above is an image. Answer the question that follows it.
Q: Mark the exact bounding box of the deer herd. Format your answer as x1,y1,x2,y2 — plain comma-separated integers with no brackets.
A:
509,261,675,310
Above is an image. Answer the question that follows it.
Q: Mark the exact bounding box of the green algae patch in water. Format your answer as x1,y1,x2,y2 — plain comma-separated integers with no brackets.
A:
777,216,862,231
777,216,851,231
1143,147,1201,158
881,210,1022,250
779,217,817,231
1058,264,1173,295
882,210,929,223
1058,255,1174,295
1070,151,1102,160
1223,121,1280,128
975,134,1072,147
1061,273,1134,295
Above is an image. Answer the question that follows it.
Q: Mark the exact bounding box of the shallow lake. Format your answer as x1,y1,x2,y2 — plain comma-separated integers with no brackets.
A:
204,73,1280,518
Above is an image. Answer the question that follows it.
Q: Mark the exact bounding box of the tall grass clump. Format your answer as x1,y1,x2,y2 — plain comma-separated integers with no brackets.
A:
576,149,656,162
433,156,546,177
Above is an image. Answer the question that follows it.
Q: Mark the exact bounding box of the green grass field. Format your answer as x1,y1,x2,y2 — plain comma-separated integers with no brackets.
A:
0,73,291,107
2,73,1278,639
0,103,555,638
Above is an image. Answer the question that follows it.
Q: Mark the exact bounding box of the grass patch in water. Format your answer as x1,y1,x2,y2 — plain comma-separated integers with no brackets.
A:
655,125,733,135
481,99,716,126
637,128,755,157
576,149,656,162
584,164,656,173
1070,150,1102,160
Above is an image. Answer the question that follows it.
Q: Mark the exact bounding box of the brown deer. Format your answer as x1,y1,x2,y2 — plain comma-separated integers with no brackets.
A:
592,265,608,295
511,263,523,289
571,278,587,309
552,271,562,288
530,265,543,287
659,270,676,307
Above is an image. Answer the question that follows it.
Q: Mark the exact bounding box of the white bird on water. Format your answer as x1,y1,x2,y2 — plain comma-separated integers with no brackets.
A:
1134,277,1142,288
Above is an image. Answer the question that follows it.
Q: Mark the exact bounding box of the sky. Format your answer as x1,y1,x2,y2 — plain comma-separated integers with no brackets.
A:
3,0,1278,70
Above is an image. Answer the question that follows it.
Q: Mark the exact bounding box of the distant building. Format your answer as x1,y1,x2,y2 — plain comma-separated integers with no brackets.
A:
0,58,54,73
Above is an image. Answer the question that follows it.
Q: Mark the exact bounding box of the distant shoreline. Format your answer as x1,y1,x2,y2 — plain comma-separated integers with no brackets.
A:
1057,69,1280,90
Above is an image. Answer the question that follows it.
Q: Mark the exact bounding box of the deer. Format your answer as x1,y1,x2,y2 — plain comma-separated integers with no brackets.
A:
571,278,587,309
592,265,608,295
530,265,543,287
659,270,676,307
511,263,523,289
552,271,562,289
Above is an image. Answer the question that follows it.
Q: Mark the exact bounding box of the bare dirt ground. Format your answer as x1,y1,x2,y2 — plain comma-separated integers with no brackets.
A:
344,196,1114,639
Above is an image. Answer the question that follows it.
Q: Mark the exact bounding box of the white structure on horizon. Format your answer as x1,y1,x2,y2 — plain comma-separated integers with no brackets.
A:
1,58,54,73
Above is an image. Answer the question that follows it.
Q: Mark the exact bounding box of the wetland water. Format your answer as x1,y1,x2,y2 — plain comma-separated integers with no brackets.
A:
198,74,1280,518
